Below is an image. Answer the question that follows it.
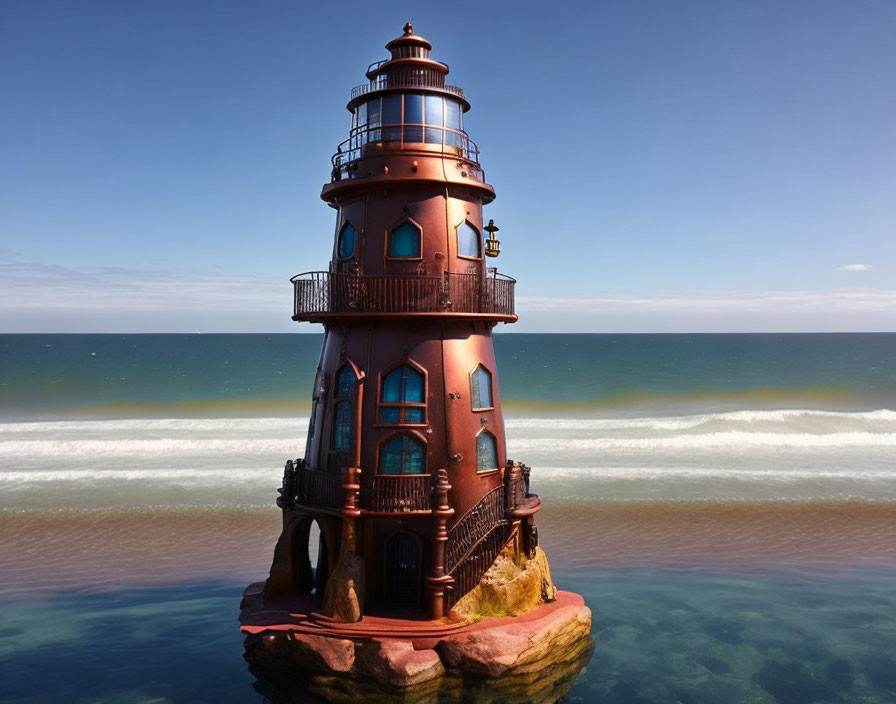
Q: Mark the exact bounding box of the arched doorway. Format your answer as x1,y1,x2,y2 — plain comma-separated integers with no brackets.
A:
385,533,420,605
292,517,328,600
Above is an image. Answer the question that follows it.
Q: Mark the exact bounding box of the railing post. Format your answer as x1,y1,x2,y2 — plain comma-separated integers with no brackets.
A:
426,469,455,619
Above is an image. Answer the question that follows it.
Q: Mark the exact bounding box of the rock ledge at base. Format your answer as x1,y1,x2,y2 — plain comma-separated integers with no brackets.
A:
242,589,592,693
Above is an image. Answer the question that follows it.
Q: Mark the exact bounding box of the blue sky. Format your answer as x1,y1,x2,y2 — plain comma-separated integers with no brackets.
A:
1,0,894,332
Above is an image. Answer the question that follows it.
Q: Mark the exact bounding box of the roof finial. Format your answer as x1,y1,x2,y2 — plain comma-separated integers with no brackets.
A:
403,22,413,36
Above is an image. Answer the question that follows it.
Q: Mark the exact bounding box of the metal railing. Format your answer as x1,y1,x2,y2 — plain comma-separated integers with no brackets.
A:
331,123,482,179
444,485,506,574
280,459,341,510
291,270,515,319
365,474,432,512
350,76,465,101
444,522,513,611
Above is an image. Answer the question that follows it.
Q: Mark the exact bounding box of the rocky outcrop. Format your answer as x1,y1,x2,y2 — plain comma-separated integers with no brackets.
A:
354,639,445,687
321,552,365,623
243,590,593,697
437,598,592,678
450,545,557,620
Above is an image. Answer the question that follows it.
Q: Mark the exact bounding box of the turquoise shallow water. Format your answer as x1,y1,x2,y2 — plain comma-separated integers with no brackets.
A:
1,567,895,703
2,333,895,418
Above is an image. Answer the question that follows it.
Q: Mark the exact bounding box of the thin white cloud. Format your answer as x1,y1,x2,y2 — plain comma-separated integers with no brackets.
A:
837,264,871,271
1,255,894,332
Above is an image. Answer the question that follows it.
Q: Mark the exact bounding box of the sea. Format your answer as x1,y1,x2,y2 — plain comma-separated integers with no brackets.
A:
1,332,895,703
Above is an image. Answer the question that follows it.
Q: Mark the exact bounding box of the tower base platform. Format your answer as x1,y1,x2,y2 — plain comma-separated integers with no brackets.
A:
240,585,593,702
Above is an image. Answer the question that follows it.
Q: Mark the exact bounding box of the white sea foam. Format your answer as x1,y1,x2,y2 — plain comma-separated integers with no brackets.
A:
1,410,894,509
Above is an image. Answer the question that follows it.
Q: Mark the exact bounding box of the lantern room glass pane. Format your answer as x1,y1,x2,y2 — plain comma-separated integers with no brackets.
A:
404,126,423,143
357,102,367,127
380,435,425,475
457,222,480,258
337,223,355,259
445,100,461,130
382,94,402,124
404,94,423,124
470,365,493,409
388,222,421,258
333,401,352,452
425,95,443,126
477,433,498,472
367,98,381,127
425,127,443,145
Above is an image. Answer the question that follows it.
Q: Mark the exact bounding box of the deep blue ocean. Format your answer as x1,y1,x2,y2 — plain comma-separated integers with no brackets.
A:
2,333,895,702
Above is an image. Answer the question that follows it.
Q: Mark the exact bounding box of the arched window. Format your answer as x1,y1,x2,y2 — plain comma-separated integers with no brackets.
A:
388,222,421,259
331,365,356,453
470,364,493,410
379,363,425,424
457,221,481,258
477,431,498,473
337,223,355,260
379,435,425,475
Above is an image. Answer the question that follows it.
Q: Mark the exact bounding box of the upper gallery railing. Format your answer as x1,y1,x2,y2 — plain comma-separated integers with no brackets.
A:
350,76,466,101
291,270,515,319
331,123,482,181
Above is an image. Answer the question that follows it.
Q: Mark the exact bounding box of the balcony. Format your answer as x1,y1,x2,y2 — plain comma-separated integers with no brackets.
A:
291,270,516,322
351,76,466,101
364,474,432,513
279,459,342,511
330,124,483,182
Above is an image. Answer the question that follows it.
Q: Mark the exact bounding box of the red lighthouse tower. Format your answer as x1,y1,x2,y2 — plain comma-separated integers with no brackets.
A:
259,22,544,621
243,37,593,687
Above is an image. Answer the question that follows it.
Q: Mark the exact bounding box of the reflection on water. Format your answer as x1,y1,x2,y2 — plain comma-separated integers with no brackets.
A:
248,636,593,703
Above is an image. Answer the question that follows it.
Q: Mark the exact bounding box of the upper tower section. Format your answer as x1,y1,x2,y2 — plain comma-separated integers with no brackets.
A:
321,23,494,204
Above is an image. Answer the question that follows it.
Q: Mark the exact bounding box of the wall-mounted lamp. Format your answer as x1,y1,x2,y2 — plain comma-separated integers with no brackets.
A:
484,219,501,257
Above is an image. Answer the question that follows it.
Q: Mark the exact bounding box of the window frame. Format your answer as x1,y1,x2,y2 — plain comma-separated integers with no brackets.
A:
475,429,499,474
376,431,428,475
376,360,427,427
469,363,494,411
329,363,359,455
455,219,482,260
336,221,356,260
385,217,423,261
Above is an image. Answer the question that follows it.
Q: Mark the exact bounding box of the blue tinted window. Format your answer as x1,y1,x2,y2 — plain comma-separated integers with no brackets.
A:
425,96,443,126
404,94,423,124
337,223,355,259
425,127,443,145
333,401,352,452
457,221,480,258
357,102,367,127
382,364,424,403
380,435,425,474
382,94,402,124
477,432,498,472
404,126,423,143
380,364,425,424
336,365,356,396
388,222,421,258
470,365,493,409
367,98,381,127
445,100,461,130
378,407,399,424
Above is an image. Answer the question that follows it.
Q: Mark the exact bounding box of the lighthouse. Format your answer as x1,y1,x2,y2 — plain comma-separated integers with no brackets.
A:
243,26,590,693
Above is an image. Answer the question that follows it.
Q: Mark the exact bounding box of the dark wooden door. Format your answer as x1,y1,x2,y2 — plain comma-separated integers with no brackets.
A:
385,533,419,604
